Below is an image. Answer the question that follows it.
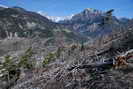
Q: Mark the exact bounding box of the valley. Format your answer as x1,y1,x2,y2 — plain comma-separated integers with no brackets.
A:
0,6,133,89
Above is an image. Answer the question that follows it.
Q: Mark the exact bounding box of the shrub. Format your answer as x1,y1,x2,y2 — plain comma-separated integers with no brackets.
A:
1,55,20,82
80,41,85,51
18,47,35,69
42,52,56,67
56,47,63,58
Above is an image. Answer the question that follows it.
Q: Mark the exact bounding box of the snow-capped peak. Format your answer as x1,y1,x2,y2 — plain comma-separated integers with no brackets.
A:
85,8,94,11
0,4,8,8
37,11,74,22
84,8,102,14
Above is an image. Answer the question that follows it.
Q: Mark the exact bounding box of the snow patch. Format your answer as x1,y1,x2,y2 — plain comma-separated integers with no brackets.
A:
0,4,8,8
27,22,36,29
37,11,74,22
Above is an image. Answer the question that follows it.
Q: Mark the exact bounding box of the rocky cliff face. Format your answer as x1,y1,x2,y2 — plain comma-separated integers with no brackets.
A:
59,8,125,38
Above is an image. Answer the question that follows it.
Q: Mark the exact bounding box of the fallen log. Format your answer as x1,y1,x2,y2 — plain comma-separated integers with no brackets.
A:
67,59,114,71
68,49,133,71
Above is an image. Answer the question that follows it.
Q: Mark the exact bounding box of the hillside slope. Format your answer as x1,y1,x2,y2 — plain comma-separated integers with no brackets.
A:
0,6,87,43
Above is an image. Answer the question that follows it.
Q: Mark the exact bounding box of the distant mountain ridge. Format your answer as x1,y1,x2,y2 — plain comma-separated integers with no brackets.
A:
58,8,130,38
0,6,87,44
37,11,74,22
0,6,132,44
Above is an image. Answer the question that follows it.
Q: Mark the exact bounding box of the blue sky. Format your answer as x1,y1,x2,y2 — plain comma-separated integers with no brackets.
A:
0,0,133,18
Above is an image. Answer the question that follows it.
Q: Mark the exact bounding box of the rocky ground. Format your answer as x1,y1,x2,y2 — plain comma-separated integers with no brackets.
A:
0,36,132,89
10,57,133,89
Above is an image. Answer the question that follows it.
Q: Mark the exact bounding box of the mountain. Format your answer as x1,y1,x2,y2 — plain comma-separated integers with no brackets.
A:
0,7,133,89
69,8,102,23
0,6,132,46
0,6,87,43
0,6,55,38
59,8,123,38
0,4,8,8
59,8,102,24
38,12,73,22
37,11,74,22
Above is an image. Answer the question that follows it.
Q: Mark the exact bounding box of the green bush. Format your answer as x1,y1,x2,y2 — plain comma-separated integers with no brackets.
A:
42,52,56,67
56,47,64,58
1,55,20,81
80,41,85,51
18,47,35,69
3,55,17,73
